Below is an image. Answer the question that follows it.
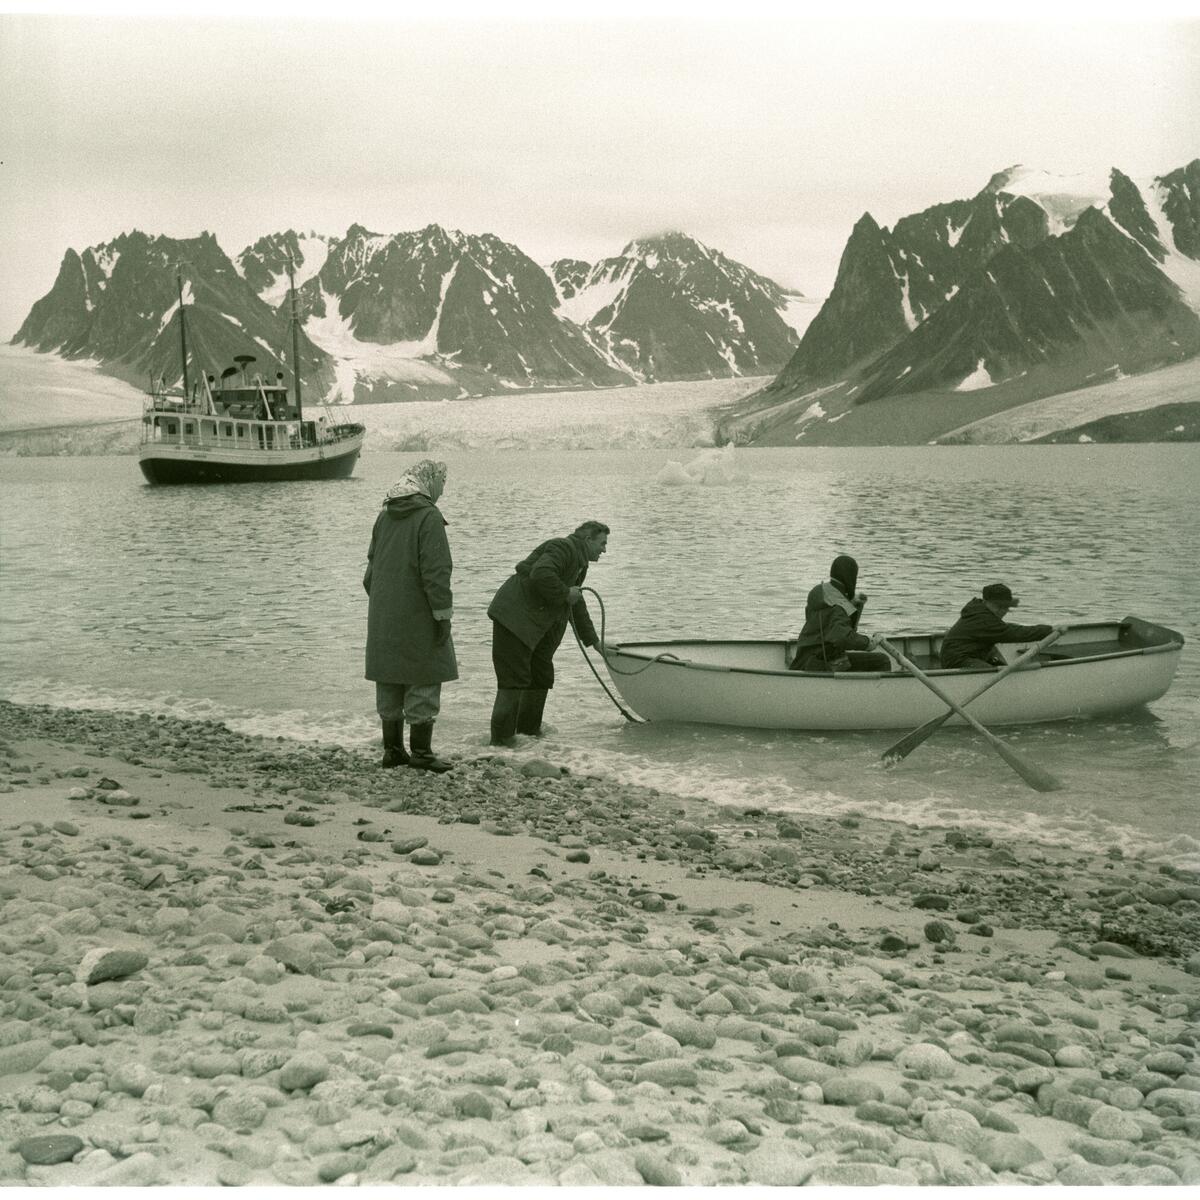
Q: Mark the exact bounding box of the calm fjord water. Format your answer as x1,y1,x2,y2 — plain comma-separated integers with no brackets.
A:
2,446,1198,868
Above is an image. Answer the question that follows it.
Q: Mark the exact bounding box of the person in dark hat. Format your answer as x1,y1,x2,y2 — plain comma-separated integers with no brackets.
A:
788,554,886,672
939,583,1055,669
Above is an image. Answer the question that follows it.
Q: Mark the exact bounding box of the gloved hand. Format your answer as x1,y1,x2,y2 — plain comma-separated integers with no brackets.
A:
867,632,885,651
855,592,868,607
434,619,452,646
567,585,583,605
1055,624,1069,635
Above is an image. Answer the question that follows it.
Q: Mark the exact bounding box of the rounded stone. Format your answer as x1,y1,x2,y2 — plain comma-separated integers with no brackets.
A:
921,1106,981,1149
896,1042,957,1079
661,1016,716,1049
634,1031,683,1061
18,1134,84,1165
279,1053,330,1092
1141,1051,1189,1077
633,1059,698,1088
634,1150,683,1186
739,1137,816,1185
821,1076,884,1106
579,991,622,1018
109,1062,156,1097
213,1092,269,1132
1055,1045,1094,1068
76,947,149,985
1087,1105,1143,1142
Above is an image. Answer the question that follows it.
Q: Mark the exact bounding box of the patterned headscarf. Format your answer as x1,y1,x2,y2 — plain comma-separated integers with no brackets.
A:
383,460,447,506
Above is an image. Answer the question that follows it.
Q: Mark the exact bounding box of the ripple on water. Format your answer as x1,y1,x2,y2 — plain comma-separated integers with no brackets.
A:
1,446,1197,868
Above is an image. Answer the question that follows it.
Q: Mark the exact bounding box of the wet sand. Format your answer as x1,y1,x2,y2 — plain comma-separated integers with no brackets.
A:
1,699,1198,1186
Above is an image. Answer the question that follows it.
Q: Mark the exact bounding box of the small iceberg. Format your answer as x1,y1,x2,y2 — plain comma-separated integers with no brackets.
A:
655,445,744,487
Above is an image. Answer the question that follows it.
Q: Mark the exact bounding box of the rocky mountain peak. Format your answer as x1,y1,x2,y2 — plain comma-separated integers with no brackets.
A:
984,164,1025,193
621,230,708,264
722,158,1200,447
15,219,805,405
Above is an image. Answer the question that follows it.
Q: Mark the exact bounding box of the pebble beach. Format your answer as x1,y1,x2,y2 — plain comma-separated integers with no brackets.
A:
1,698,1199,1188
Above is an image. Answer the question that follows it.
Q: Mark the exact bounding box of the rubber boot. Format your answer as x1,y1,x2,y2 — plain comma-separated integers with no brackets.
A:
380,719,409,768
516,688,549,737
489,688,522,746
408,722,452,773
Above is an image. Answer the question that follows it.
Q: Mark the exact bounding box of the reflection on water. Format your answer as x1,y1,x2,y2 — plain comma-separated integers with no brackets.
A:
2,446,1198,866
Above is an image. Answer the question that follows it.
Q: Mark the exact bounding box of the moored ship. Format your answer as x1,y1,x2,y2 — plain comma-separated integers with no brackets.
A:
139,269,364,485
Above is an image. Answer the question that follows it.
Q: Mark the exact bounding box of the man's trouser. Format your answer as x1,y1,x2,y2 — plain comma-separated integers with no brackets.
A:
490,619,564,689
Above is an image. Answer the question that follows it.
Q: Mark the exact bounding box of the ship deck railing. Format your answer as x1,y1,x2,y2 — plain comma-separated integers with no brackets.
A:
141,430,312,451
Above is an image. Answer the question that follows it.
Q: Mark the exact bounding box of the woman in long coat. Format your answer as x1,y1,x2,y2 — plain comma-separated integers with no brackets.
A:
364,460,457,772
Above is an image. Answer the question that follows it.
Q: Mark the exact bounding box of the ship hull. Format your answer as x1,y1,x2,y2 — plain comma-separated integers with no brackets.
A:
138,436,363,484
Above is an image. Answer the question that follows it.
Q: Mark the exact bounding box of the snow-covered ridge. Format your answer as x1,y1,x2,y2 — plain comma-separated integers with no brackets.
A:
990,163,1113,235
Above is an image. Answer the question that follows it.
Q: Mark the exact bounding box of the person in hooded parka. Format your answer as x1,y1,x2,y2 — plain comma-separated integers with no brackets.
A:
364,460,457,773
788,553,886,672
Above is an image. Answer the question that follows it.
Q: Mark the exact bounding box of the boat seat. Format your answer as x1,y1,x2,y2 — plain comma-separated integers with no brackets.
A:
1042,641,1117,661
845,650,893,672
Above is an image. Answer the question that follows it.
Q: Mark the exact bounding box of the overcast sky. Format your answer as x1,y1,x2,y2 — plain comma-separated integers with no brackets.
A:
1,4,1198,337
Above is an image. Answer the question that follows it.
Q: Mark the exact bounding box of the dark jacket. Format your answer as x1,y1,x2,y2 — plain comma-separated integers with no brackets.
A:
940,598,1052,669
789,580,870,670
363,495,458,685
488,534,599,650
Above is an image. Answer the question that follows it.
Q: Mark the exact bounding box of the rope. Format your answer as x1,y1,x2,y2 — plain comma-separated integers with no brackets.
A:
571,587,684,724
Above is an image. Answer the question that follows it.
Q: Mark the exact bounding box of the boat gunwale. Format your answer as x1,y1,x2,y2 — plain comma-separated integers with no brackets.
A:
604,626,1183,681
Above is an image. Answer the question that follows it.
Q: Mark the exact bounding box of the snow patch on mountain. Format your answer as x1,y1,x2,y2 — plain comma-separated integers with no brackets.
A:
88,246,121,279
1141,182,1200,316
303,286,456,401
955,359,995,391
556,270,629,327
260,235,330,307
156,280,195,334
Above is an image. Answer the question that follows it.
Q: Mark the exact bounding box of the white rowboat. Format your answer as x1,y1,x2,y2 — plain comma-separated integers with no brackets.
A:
600,616,1183,730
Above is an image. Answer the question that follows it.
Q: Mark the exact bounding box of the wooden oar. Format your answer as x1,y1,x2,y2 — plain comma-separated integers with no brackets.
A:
882,627,1064,766
875,637,1064,792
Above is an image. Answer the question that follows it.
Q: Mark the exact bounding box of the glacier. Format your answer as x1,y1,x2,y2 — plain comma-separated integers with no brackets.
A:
0,343,762,454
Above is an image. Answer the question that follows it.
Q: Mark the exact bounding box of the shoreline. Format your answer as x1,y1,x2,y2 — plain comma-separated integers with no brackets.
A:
1,699,1198,1186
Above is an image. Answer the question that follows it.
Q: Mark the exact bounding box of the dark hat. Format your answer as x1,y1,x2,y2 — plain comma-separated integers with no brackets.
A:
982,582,1019,608
830,554,859,596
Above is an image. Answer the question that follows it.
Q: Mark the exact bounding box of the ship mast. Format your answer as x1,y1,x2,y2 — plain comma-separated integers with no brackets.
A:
175,272,191,403
288,258,303,421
